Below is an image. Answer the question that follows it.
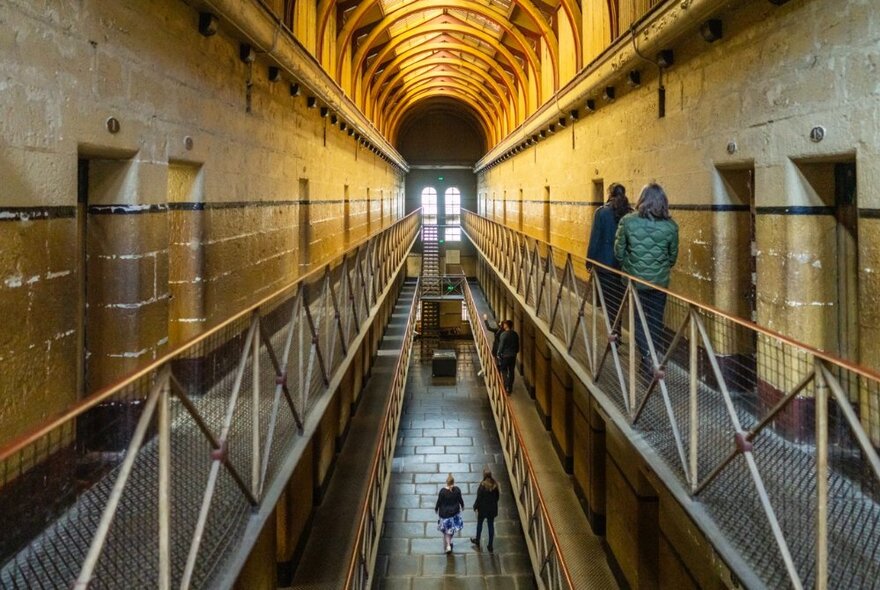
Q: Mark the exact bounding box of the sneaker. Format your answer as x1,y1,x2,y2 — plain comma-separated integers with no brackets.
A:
445,544,452,554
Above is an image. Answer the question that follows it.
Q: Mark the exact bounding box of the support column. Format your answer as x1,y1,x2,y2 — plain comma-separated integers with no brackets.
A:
534,330,552,429
573,382,606,533
605,419,659,590
550,350,574,472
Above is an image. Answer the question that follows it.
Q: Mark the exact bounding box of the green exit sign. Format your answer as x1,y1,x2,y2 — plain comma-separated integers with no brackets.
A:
438,176,444,181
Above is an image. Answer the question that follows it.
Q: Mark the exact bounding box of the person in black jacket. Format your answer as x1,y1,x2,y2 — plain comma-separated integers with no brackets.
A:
435,473,465,554
478,313,504,377
586,183,632,330
470,469,500,552
496,320,519,393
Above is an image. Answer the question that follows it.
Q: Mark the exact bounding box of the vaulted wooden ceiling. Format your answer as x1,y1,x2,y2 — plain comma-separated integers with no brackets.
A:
314,0,583,148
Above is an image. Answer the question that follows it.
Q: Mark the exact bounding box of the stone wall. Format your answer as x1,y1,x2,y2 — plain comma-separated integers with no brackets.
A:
0,0,404,445
477,0,880,372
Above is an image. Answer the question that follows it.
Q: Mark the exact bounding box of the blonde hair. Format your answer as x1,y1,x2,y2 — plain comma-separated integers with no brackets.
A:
446,473,455,486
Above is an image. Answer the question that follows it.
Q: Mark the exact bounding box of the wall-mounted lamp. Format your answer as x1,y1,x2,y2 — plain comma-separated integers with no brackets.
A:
584,99,596,113
306,96,318,108
538,130,546,139
239,44,256,63
657,50,674,68
330,114,338,125
348,128,355,136
289,83,300,96
268,66,282,83
558,117,567,128
547,124,556,134
320,107,330,118
570,109,580,121
198,12,218,37
602,86,615,102
700,19,723,42
627,70,641,87
354,133,361,141
339,121,347,131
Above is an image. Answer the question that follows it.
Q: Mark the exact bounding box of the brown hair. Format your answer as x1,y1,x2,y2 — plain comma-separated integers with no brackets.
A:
607,183,632,221
446,473,455,486
481,469,498,492
636,183,671,220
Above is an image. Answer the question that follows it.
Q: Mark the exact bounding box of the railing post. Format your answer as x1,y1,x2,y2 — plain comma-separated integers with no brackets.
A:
688,309,699,493
252,312,261,498
590,274,598,372
815,358,829,590
628,283,637,414
158,373,171,590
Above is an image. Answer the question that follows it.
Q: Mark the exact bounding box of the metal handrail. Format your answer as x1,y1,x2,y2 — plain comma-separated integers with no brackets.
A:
463,208,880,589
0,212,421,589
0,210,420,464
461,278,576,589
343,279,420,590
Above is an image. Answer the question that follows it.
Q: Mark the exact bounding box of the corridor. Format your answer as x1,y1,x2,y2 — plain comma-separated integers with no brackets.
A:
374,341,533,589
3,0,880,588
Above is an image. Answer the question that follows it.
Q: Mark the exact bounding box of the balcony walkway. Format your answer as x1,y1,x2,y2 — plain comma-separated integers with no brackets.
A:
289,280,418,589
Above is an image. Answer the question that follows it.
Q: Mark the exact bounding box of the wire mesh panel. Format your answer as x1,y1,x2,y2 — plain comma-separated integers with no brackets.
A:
462,209,880,590
0,212,420,590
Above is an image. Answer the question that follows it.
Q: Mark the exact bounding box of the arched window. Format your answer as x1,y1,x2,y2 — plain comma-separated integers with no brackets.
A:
421,187,438,225
444,187,461,241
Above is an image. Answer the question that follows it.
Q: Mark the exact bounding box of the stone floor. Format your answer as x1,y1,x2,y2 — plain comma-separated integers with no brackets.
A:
373,340,537,590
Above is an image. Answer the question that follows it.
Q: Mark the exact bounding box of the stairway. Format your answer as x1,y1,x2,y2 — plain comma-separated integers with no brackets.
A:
421,224,441,297
421,225,441,355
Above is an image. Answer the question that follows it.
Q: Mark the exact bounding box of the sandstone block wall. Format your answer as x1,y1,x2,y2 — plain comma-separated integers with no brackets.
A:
0,0,404,445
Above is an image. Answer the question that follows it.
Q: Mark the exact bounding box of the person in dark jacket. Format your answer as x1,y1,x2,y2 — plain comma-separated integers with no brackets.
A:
587,183,632,329
470,469,500,552
435,473,465,554
496,320,519,393
478,313,504,377
613,183,679,366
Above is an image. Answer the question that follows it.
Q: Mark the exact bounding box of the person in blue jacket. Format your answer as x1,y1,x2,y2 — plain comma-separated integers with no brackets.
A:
586,183,632,330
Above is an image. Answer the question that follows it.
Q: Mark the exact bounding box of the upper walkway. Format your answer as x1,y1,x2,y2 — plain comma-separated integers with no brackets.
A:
463,209,880,589
0,214,420,589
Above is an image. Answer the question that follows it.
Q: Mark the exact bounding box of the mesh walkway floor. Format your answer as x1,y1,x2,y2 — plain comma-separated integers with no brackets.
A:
288,282,418,589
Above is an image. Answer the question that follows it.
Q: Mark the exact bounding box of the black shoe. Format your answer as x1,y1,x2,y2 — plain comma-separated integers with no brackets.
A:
487,545,493,553
470,537,480,546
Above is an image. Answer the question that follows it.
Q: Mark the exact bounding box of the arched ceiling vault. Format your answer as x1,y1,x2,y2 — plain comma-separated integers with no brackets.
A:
373,57,517,131
313,0,582,149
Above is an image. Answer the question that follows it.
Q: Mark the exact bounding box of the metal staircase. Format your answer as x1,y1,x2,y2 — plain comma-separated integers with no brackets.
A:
420,225,441,296
420,225,441,355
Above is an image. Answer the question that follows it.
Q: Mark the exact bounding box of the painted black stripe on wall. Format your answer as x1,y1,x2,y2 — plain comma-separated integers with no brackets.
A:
97,199,380,214
169,199,374,210
88,204,169,215
756,206,836,215
670,204,751,212
498,199,606,206
859,209,880,219
485,201,751,212
0,206,77,221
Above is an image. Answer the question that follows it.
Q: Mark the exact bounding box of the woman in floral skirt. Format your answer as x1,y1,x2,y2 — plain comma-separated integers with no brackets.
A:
434,473,465,554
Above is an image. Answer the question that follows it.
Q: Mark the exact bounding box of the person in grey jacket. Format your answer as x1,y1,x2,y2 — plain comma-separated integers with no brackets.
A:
613,183,679,366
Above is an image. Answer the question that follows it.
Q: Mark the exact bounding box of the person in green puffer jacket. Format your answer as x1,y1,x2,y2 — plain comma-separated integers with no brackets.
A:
613,183,679,366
